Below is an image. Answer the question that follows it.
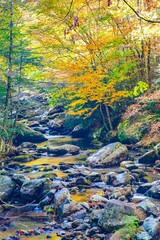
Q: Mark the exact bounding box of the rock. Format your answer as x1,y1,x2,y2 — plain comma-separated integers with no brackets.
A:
136,199,159,217
15,124,47,144
62,201,86,217
143,216,160,240
145,180,160,199
47,146,68,156
29,121,39,127
118,117,151,144
136,230,152,240
138,150,157,164
137,182,154,194
75,177,91,187
0,176,16,201
62,144,80,155
76,223,90,231
89,195,108,203
48,118,64,132
54,188,70,208
71,124,89,138
33,127,46,134
12,174,30,186
105,171,130,186
98,200,135,232
87,142,129,168
48,104,64,116
86,227,101,237
19,142,37,150
154,143,160,157
90,209,104,222
86,172,102,182
20,179,51,202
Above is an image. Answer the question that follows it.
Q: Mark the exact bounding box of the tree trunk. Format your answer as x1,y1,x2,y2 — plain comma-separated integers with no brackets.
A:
105,105,113,131
145,39,151,88
3,0,13,129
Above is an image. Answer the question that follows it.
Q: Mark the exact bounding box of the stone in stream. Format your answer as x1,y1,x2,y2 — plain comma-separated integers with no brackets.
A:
143,216,160,240
137,182,155,194
54,188,71,208
138,150,157,164
20,178,51,202
136,199,159,217
47,144,80,156
104,171,130,186
87,142,129,167
71,124,89,138
48,118,64,132
98,199,136,232
145,180,160,199
12,174,30,186
15,124,47,144
136,230,152,240
0,176,16,201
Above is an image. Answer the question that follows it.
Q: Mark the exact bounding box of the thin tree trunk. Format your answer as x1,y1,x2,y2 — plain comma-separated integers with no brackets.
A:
3,0,13,129
99,103,109,132
105,104,113,131
146,39,151,88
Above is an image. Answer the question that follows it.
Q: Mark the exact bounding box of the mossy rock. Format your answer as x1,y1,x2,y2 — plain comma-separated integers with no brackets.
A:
118,117,151,144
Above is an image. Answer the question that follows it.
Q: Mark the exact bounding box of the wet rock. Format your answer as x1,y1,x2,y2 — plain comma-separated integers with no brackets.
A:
143,216,160,240
105,171,130,186
0,176,16,201
76,177,91,187
136,199,159,217
137,182,155,194
48,118,64,132
86,172,102,182
138,150,157,164
33,127,46,134
136,230,152,240
71,124,89,138
87,142,129,168
19,142,37,150
62,144,80,155
89,195,108,203
62,201,85,217
29,121,39,127
76,223,90,231
15,124,47,144
98,200,135,232
20,178,51,202
54,188,70,208
145,180,160,199
86,227,101,237
48,104,64,116
12,174,30,186
47,146,68,156
154,143,160,157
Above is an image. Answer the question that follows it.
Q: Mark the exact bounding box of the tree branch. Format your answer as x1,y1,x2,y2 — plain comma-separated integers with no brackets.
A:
123,0,160,23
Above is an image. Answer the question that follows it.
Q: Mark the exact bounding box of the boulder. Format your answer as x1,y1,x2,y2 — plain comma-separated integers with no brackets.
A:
54,188,70,208
0,176,16,201
89,195,108,203
137,182,155,194
118,117,151,144
15,124,47,144
136,230,152,240
47,146,68,156
12,174,30,186
62,144,80,155
47,104,64,116
48,118,64,132
87,142,129,168
145,180,160,199
20,179,51,202
98,200,135,232
143,216,160,240
136,199,159,217
105,171,130,186
61,201,85,217
86,172,102,182
71,124,89,138
138,150,157,164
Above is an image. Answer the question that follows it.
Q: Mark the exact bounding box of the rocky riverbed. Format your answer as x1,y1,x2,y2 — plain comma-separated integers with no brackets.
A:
0,93,160,240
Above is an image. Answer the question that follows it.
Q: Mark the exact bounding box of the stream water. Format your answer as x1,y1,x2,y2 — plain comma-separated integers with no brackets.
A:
0,134,160,240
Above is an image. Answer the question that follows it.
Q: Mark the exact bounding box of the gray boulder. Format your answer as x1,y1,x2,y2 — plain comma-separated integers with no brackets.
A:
54,188,70,208
0,176,16,201
105,171,130,186
136,199,158,216
143,216,160,240
87,142,129,168
145,180,160,199
98,199,135,232
20,179,51,202
47,146,68,156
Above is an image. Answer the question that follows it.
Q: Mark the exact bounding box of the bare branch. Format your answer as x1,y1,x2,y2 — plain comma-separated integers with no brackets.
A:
123,0,160,23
